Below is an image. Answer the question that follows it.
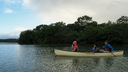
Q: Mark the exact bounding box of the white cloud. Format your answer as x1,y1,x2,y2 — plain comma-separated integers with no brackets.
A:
22,0,128,24
9,33,19,37
15,27,27,32
12,27,28,37
23,0,29,4
0,27,28,39
0,33,18,39
4,8,14,13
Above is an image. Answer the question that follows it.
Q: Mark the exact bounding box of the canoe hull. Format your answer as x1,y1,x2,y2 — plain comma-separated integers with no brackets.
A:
54,49,124,57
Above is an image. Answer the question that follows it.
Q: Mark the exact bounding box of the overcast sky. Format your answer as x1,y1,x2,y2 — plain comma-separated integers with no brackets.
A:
0,0,128,39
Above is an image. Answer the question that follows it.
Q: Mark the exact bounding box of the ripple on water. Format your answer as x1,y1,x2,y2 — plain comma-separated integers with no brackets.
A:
0,44,128,72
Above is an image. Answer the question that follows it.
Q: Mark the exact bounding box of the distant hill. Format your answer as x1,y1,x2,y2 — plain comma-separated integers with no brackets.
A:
0,39,18,42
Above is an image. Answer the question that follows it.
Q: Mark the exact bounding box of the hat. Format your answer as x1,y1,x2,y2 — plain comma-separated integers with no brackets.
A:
104,41,108,43
73,41,77,44
94,44,98,47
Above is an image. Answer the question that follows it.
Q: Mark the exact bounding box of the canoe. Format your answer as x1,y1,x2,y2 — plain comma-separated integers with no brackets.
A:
54,49,124,57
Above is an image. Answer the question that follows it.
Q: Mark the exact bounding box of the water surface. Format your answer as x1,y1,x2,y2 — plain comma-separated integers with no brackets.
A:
0,43,128,72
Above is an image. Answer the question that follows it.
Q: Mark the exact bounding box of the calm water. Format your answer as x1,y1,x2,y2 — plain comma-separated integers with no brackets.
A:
0,42,128,72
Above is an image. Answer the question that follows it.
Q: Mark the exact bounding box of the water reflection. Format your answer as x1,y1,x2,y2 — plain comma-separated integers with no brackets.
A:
54,56,127,72
0,43,128,72
72,59,78,67
105,58,114,68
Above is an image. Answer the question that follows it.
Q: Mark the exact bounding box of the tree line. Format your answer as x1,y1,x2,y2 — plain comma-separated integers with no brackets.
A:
18,15,128,44
0,39,18,42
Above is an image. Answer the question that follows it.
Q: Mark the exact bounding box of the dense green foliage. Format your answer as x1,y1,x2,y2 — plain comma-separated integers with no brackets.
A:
18,15,128,44
0,39,18,42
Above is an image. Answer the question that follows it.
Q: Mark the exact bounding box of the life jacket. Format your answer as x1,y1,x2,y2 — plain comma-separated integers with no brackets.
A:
93,47,100,52
104,44,111,51
104,48,110,51
73,41,78,52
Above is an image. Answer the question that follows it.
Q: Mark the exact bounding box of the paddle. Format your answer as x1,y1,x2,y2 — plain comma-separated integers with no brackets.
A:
111,53,116,57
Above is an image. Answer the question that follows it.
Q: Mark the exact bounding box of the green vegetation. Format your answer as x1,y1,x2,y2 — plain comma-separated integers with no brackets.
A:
18,15,128,44
0,39,18,42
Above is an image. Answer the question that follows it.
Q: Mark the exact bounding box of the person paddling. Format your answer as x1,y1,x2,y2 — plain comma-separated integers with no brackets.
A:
92,44,100,53
103,41,113,53
72,41,78,52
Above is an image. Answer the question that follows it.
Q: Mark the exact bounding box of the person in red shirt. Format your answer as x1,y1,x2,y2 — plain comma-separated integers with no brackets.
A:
72,41,78,52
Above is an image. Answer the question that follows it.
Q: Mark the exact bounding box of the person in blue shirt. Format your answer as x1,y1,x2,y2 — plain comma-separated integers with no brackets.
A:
92,44,100,53
103,41,113,53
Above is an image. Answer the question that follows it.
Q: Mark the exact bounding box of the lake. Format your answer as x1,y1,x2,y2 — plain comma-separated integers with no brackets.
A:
0,42,128,72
